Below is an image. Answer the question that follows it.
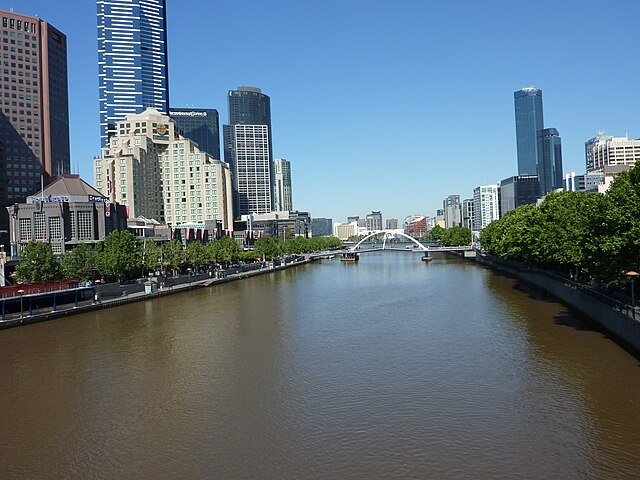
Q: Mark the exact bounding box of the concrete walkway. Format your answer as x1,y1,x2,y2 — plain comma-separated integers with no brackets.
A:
0,257,313,329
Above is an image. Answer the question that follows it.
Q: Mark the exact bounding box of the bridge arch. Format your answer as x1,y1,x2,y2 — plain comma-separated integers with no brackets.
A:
350,230,427,252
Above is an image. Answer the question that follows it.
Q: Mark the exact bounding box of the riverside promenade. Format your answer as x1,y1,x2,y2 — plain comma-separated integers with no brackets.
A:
0,256,313,330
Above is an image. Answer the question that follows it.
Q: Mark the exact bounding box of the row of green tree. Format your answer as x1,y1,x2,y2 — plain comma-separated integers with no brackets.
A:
14,232,342,284
479,163,640,284
421,225,472,246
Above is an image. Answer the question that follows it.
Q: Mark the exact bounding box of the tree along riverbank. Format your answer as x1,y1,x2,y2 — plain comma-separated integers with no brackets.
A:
476,252,640,359
0,255,313,330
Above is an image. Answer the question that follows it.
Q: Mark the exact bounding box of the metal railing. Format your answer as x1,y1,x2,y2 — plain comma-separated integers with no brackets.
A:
477,252,640,323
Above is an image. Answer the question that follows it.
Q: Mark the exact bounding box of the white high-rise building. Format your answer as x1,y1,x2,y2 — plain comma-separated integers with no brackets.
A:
586,133,640,173
234,124,272,215
274,158,293,212
473,184,499,230
94,108,234,231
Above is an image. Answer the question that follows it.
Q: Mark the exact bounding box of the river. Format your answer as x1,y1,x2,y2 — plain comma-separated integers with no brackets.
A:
1,253,639,479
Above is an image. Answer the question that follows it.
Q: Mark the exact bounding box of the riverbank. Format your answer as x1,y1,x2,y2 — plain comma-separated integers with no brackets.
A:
476,252,640,358
0,256,314,330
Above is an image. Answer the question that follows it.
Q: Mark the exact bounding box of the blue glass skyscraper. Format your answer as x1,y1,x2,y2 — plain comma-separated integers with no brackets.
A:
97,0,169,147
514,87,544,176
539,128,563,195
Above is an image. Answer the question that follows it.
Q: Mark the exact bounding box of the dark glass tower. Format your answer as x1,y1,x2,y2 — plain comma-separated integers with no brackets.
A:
0,10,70,231
169,108,220,159
223,86,274,215
514,87,544,176
539,128,563,195
97,0,169,147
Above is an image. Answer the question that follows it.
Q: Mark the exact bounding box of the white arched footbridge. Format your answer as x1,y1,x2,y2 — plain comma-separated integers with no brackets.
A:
350,230,428,252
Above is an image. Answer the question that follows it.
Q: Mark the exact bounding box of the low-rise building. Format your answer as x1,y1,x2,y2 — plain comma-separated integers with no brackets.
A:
311,218,333,237
403,215,428,238
241,211,310,239
565,165,631,194
8,175,127,256
334,221,358,241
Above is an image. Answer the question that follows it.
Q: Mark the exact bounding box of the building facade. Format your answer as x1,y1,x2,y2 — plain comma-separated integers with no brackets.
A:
403,215,428,238
242,211,310,239
223,86,274,215
366,211,382,231
311,217,333,237
462,198,474,230
233,124,272,215
443,195,462,228
473,184,499,230
94,108,233,231
8,175,127,256
386,218,398,230
274,158,293,212
514,87,544,176
539,128,563,195
169,108,220,160
0,10,71,230
585,133,640,173
98,0,169,147
499,175,539,217
334,221,357,241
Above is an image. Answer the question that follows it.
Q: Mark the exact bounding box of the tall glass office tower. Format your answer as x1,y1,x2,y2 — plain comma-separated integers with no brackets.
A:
223,86,274,215
514,87,544,176
97,0,169,147
539,128,563,195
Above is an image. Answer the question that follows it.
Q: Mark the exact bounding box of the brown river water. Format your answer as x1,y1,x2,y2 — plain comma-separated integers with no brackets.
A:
0,253,639,479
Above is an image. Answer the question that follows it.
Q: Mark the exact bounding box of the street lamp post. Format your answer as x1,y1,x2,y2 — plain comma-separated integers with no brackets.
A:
94,279,101,304
626,271,639,316
17,289,24,318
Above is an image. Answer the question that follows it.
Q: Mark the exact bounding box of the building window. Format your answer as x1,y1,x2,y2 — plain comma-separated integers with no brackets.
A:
69,212,76,239
19,218,31,241
49,216,62,240
34,212,46,240
77,211,93,240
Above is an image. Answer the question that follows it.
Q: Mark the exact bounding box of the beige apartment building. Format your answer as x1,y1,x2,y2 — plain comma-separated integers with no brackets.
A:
586,133,640,173
94,107,233,231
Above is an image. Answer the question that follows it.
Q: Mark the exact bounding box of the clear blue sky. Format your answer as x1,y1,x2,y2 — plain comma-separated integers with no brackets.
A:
8,0,640,223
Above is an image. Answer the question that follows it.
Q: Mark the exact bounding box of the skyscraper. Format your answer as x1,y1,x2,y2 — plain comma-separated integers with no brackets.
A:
97,0,169,147
443,195,462,228
223,86,274,215
0,10,70,229
169,108,220,159
539,128,563,194
514,87,544,176
274,158,293,212
473,184,499,231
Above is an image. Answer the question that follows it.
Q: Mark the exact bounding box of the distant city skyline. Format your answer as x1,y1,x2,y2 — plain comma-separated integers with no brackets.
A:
10,0,640,222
